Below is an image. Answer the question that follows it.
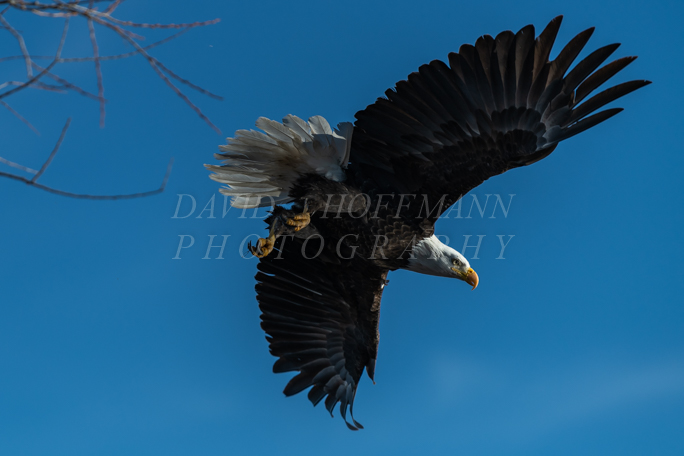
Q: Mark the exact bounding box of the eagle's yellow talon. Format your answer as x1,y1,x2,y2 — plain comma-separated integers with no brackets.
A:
249,236,275,258
285,212,311,232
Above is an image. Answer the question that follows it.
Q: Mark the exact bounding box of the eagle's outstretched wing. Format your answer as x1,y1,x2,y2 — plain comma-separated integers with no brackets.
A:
348,16,650,221
255,233,388,430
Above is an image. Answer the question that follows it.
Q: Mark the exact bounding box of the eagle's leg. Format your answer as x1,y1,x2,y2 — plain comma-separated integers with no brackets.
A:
248,216,285,258
284,202,311,232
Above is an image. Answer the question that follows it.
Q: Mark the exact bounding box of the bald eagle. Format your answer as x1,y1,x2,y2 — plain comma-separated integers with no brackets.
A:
206,16,649,430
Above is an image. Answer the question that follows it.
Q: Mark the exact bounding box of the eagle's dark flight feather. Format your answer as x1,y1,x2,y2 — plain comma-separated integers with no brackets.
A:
256,234,388,430
348,15,650,222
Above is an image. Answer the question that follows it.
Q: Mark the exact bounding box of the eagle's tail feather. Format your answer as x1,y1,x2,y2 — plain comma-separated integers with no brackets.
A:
206,115,353,209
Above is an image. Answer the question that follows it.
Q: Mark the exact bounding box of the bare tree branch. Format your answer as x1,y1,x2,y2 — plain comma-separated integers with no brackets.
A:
32,117,70,181
0,80,63,92
0,1,221,200
1,117,175,199
0,100,40,134
0,1,221,130
30,61,105,101
0,14,32,77
103,0,123,15
0,17,69,100
0,27,191,63
86,17,105,126
0,156,39,174
0,158,174,199
83,12,222,133
150,55,223,101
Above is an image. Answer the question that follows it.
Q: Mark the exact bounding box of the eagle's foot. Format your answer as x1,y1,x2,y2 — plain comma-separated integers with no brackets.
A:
285,212,311,232
249,215,286,258
248,234,275,258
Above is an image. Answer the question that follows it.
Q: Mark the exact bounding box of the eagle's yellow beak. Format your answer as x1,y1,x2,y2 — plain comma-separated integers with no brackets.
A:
451,267,479,290
465,268,478,290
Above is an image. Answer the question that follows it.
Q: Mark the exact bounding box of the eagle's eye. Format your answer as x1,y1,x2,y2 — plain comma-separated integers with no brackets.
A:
452,258,461,267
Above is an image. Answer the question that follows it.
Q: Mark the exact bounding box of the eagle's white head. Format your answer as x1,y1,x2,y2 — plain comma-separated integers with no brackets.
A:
405,235,479,289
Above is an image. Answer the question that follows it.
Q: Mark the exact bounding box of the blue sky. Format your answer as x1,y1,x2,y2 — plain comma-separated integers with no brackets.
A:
1,0,682,454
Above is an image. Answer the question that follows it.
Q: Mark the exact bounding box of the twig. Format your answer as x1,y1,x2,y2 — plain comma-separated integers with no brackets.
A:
27,80,67,92
103,0,123,15
0,156,39,174
0,100,40,134
0,157,173,199
71,2,220,30
0,79,66,93
0,1,222,200
106,17,221,30
89,14,221,133
0,17,68,100
2,51,223,102
0,27,192,63
30,61,104,101
32,117,70,181
1,2,222,128
86,17,105,126
64,27,193,62
0,1,114,7
0,14,32,77
153,58,223,101
0,117,175,199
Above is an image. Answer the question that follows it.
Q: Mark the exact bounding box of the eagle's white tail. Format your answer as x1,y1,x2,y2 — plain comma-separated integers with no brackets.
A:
206,115,353,209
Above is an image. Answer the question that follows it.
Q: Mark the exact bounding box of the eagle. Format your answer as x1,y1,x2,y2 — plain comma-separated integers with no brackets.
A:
206,16,649,430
